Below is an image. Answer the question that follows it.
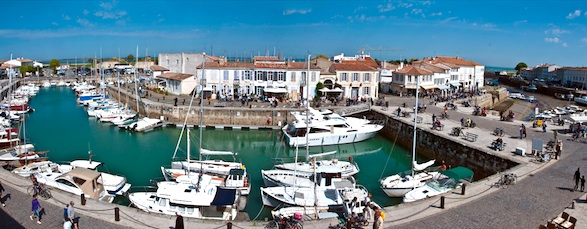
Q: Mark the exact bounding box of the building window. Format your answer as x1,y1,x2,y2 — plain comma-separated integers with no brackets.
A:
291,72,296,82
176,60,179,65
352,73,360,82
363,73,371,82
244,70,251,80
223,70,229,81
340,73,348,81
278,72,285,81
363,87,370,96
255,71,263,81
302,72,307,83
234,70,240,80
268,72,275,81
311,72,316,82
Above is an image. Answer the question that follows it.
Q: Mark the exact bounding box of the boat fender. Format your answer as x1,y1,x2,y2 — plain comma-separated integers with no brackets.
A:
348,156,354,163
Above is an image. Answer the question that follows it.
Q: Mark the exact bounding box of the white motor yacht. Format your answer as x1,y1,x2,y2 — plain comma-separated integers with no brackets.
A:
260,181,368,208
34,167,114,203
59,159,131,196
12,161,60,177
128,175,239,220
261,165,355,188
127,117,162,132
273,152,360,178
282,107,383,147
403,166,474,203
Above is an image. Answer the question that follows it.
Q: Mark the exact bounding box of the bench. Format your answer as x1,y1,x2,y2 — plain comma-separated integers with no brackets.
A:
214,102,226,107
432,124,444,131
415,116,423,123
464,132,478,142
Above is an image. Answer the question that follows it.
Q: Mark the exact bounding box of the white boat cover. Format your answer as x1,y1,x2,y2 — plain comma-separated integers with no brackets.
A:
413,159,435,171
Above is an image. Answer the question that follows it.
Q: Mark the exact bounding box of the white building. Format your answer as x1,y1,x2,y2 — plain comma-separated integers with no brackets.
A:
521,63,559,81
558,67,587,89
329,53,380,99
417,56,485,91
390,64,434,95
158,53,208,76
156,72,197,95
197,56,321,101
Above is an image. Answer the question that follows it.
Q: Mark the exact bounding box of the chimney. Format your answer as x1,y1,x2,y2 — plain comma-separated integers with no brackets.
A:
400,62,404,70
219,56,226,65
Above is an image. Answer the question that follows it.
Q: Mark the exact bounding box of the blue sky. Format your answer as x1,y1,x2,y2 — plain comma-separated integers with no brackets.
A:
2,0,587,68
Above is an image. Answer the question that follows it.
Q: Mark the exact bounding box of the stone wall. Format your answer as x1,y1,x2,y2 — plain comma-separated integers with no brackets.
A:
369,110,518,181
107,86,301,127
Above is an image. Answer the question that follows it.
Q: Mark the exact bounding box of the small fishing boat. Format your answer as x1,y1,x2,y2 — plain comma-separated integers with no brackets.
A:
403,166,474,203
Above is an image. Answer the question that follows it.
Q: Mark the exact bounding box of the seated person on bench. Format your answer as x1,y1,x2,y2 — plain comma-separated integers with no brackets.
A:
493,137,503,149
433,120,442,130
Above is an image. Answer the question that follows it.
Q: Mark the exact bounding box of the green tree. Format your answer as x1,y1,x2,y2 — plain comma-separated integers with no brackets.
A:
126,54,134,63
312,54,329,60
49,59,60,74
515,62,528,74
314,82,325,99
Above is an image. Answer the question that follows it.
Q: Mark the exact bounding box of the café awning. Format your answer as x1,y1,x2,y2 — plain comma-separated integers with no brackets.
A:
437,84,450,90
449,82,462,87
264,87,288,93
421,85,437,90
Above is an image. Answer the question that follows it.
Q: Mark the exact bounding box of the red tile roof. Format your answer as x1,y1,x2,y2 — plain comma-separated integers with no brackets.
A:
253,56,279,61
157,72,193,81
18,59,33,63
424,56,480,67
203,62,254,69
150,65,169,71
395,65,432,75
332,56,379,71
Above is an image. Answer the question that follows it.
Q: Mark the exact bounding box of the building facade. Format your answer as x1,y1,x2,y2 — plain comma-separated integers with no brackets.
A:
558,67,587,89
329,53,380,99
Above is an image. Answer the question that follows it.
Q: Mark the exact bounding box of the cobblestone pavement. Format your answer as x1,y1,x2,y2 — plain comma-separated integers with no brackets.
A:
0,183,130,229
380,95,587,229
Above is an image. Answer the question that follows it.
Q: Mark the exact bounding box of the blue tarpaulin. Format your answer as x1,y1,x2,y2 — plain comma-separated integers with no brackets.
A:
210,187,237,206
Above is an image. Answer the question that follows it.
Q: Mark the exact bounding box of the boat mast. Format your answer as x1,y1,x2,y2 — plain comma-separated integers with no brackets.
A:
305,54,310,158
411,75,420,178
199,53,206,166
117,48,121,109
134,46,140,115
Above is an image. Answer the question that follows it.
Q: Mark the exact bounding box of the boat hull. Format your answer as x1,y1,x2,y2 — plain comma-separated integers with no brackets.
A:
283,126,381,147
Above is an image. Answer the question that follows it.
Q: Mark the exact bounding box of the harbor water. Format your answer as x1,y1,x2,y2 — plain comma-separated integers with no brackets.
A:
25,87,426,219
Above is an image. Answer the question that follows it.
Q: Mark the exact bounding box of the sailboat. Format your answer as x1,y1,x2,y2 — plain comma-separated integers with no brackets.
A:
261,55,368,209
379,74,440,197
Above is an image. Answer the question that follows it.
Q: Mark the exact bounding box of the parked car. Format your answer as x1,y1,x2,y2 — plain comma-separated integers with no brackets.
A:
525,96,537,103
554,93,566,100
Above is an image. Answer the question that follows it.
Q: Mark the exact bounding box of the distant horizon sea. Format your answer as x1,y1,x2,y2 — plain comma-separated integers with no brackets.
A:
486,66,515,72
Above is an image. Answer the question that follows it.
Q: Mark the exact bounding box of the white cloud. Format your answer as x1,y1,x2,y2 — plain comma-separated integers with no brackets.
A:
95,10,127,19
430,12,442,17
544,37,560,43
562,42,568,47
76,18,94,27
481,23,496,28
514,20,527,26
378,3,395,13
0,28,205,39
94,0,127,20
62,14,71,20
354,6,366,13
83,10,89,15
438,17,458,24
422,1,431,5
283,9,312,15
157,18,165,22
399,3,413,8
51,22,58,26
411,8,423,15
545,28,570,36
566,9,581,19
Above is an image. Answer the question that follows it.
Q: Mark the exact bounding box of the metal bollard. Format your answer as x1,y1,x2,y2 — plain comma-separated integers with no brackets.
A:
226,222,233,229
461,183,467,195
571,202,575,209
440,196,445,209
115,207,120,221
81,194,86,205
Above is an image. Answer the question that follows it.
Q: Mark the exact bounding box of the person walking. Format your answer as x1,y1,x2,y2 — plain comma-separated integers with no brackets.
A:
522,124,527,138
0,180,5,207
542,123,547,133
519,125,524,139
574,168,581,191
581,176,586,192
68,201,79,229
30,194,43,224
175,212,184,229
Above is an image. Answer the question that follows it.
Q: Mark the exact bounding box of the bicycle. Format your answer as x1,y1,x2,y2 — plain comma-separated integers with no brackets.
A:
265,214,303,229
27,184,52,199
492,173,517,188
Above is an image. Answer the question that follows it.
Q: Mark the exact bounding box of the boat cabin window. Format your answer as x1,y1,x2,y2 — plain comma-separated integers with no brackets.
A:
72,177,87,186
333,124,346,128
309,128,330,134
56,179,77,188
158,198,167,207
